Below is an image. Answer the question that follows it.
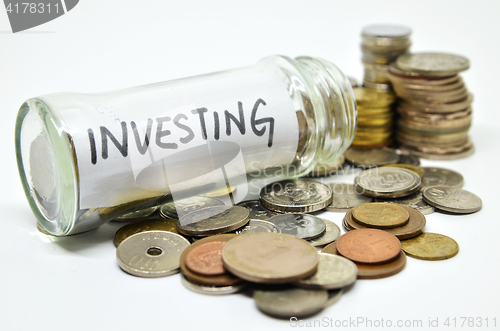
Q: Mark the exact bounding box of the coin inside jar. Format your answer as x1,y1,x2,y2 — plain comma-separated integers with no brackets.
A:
336,229,401,264
352,203,410,229
185,241,226,276
267,213,326,240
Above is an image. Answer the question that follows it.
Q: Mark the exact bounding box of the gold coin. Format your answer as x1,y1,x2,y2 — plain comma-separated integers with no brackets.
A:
202,186,237,198
357,106,392,115
357,116,393,127
114,218,179,247
353,87,396,107
382,164,423,178
401,232,459,261
221,233,319,284
352,203,409,229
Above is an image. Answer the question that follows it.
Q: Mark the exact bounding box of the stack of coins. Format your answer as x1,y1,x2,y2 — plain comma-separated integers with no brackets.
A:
361,24,412,90
389,52,474,159
351,87,396,148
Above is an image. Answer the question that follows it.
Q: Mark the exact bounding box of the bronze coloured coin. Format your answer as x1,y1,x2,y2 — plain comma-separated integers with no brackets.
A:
352,203,409,229
114,218,179,247
336,229,401,264
344,204,425,240
180,234,244,286
185,241,226,276
401,232,459,261
322,242,407,279
222,233,319,284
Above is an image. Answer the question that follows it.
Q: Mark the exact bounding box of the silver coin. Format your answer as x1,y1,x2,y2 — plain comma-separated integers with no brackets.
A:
326,289,343,306
326,183,373,212
236,200,280,220
254,287,329,318
177,205,250,237
362,24,412,38
375,191,434,215
267,214,326,240
259,179,333,213
355,167,421,198
235,220,281,235
180,274,247,295
307,219,341,247
421,167,464,189
398,153,420,166
295,253,357,290
422,186,482,214
113,206,158,222
344,148,399,167
160,196,225,220
307,155,345,177
116,230,190,278
396,52,470,77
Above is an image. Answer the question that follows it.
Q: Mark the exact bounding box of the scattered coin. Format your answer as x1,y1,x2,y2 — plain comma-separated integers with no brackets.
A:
326,183,373,212
253,287,329,318
160,196,225,220
322,242,407,279
267,213,326,240
355,167,421,198
352,203,409,229
222,233,319,284
307,219,341,247
180,274,247,295
259,179,333,213
344,204,426,240
116,230,190,278
185,241,226,276
236,200,280,220
295,253,357,289
422,186,482,214
235,219,281,235
421,167,464,189
307,155,345,177
113,206,159,222
401,232,459,260
114,218,179,247
375,192,435,215
382,164,423,178
344,148,399,167
336,229,401,264
176,205,250,237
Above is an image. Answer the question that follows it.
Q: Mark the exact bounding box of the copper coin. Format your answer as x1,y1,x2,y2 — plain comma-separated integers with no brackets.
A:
179,234,244,286
185,241,226,276
322,242,406,279
352,203,409,229
344,205,425,240
336,229,401,264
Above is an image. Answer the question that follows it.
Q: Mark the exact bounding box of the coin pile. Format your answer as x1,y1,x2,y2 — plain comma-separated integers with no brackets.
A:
361,24,412,90
351,87,396,148
389,52,474,159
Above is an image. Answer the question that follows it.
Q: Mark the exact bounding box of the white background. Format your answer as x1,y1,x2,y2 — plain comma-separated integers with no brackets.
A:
1,1,500,330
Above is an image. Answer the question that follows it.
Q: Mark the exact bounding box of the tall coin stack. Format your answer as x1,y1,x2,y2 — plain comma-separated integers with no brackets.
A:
361,24,412,90
389,52,473,160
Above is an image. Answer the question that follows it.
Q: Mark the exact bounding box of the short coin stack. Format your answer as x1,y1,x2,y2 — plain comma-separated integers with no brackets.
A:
389,52,474,159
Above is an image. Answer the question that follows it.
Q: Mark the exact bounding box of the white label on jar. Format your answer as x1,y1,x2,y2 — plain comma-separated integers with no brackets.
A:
61,70,299,209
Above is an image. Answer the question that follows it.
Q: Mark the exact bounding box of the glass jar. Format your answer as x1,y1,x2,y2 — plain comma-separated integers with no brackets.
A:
15,55,357,236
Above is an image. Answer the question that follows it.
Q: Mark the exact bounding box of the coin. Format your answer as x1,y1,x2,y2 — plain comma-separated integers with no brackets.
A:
421,167,464,189
253,287,329,318
355,167,421,198
114,218,179,247
362,24,412,39
307,219,341,247
307,155,345,177
235,219,280,234
222,233,319,284
185,241,226,276
401,232,459,260
176,205,250,237
180,274,247,295
180,234,244,286
352,203,409,229
326,183,373,212
402,145,474,160
322,242,407,279
344,148,399,167
375,191,435,215
160,196,225,220
336,229,401,264
295,253,357,289
422,186,482,214
382,164,423,178
396,53,470,77
259,179,333,213
236,200,280,220
116,230,190,278
267,213,326,240
202,185,236,198
113,206,159,222
352,88,396,108
344,204,425,240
